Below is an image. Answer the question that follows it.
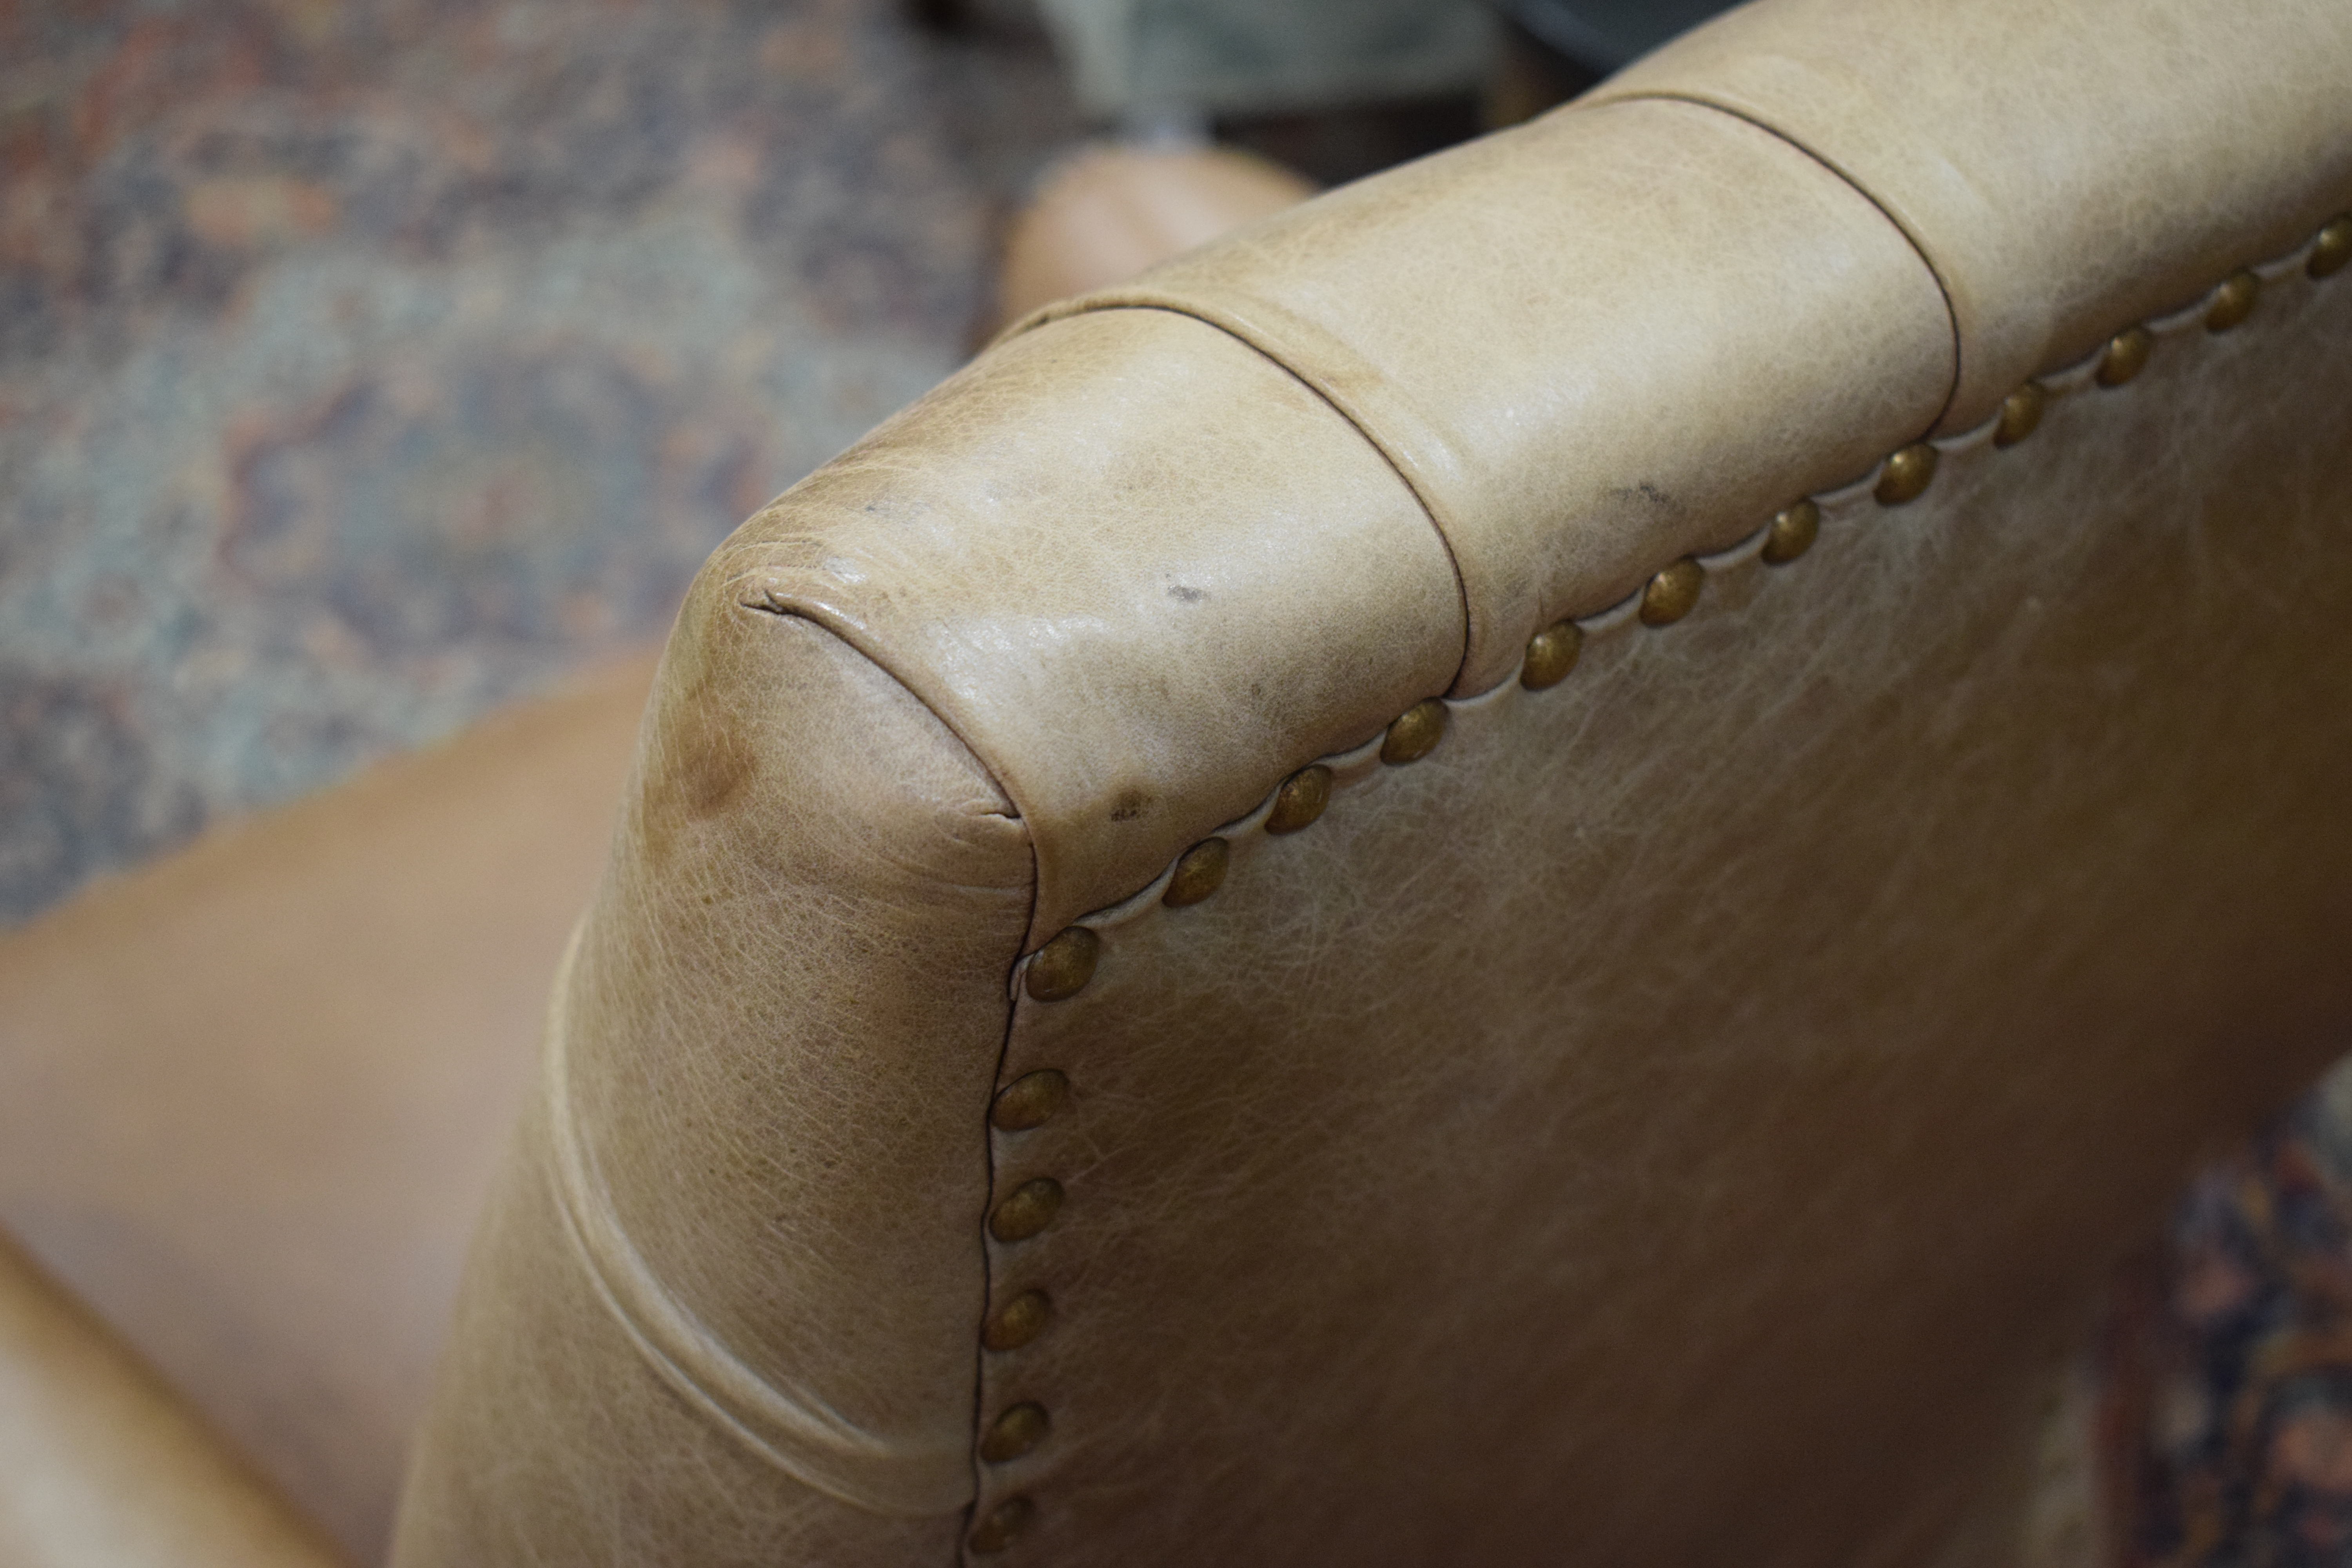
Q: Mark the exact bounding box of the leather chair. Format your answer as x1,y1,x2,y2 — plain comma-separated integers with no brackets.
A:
7,0,2352,1561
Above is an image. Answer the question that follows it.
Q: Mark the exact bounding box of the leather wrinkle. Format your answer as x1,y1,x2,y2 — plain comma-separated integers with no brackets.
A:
1604,91,1967,431
964,213,2352,1563
1002,298,1477,697
542,603,1036,1520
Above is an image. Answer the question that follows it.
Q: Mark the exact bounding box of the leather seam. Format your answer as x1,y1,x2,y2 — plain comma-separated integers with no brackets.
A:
960,212,2347,1557
1002,296,1476,695
1602,89,1966,433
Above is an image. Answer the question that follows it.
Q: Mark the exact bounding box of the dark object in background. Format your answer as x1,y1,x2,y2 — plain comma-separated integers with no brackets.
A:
1487,0,1740,123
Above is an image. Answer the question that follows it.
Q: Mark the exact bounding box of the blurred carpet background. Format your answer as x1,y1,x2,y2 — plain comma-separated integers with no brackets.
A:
0,0,1075,924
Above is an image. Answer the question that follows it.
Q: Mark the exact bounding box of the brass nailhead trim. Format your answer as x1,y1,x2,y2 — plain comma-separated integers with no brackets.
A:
1381,699,1448,764
979,1402,1051,1463
1637,557,1704,625
978,218,2348,1544
2311,216,2350,279
1163,837,1229,906
969,1497,1035,1553
2096,325,2153,387
1519,621,1581,690
1873,442,1938,505
1994,382,2046,448
1264,765,1332,834
2206,270,2259,332
991,1069,1070,1132
983,1289,1053,1352
1024,927,1099,1002
989,1178,1064,1243
1759,500,1819,566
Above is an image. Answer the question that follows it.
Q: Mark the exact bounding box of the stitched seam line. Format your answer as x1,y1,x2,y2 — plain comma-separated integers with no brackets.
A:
1607,89,1967,430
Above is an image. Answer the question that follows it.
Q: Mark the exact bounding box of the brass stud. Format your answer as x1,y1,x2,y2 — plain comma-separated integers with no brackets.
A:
1380,700,1448,764
1023,927,1098,1002
1637,558,1704,625
2096,325,2152,387
2311,216,2351,279
983,1289,1053,1352
1263,765,1331,835
1162,837,1229,907
1759,500,1819,566
1873,443,1938,505
979,1402,1051,1463
969,1497,1035,1554
991,1070,1069,1132
989,1178,1063,1243
1994,382,2046,448
1520,621,1581,690
2206,269,2259,332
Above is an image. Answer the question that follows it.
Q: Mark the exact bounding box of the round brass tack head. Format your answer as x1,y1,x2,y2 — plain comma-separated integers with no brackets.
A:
991,1070,1070,1133
983,1289,1053,1352
1520,621,1582,690
1023,927,1098,1002
2310,216,2350,279
989,1178,1064,1243
1163,838,1229,907
1264,765,1332,835
2206,269,2259,332
1873,443,1938,505
1637,557,1704,626
1994,382,2046,448
2096,325,2153,387
1759,500,1819,566
1380,699,1448,765
980,1402,1051,1464
969,1497,1035,1554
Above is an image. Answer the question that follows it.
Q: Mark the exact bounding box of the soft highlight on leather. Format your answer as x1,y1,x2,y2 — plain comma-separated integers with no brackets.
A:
1593,0,2352,430
0,1232,342,1568
390,0,2352,1561
396,608,1036,1560
971,243,2352,1566
1020,96,1955,695
0,652,655,1559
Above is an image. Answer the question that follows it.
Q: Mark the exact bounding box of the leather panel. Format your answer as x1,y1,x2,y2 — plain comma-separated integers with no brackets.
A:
1022,97,1955,696
0,652,654,1560
1593,0,2352,430
395,607,1035,1559
0,1231,340,1568
723,306,1462,944
969,238,2352,1566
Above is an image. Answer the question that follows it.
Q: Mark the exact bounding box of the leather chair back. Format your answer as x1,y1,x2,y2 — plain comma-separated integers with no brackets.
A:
394,1,2352,1561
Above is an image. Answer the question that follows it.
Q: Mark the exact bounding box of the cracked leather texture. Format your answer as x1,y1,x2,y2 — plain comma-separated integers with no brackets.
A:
1024,97,1954,696
393,0,2352,1560
393,609,1033,1562
971,254,2352,1567
1593,0,2352,430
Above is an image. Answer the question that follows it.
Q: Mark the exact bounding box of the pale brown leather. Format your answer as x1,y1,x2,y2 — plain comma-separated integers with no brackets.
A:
1020,97,1955,699
0,1230,342,1568
1591,0,2352,431
0,651,655,1560
993,145,1314,330
726,305,1462,947
394,611,1035,1563
970,246,2352,1568
395,0,2352,1562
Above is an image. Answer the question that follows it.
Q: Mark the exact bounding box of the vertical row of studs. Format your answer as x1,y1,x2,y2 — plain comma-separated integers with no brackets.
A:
961,209,2352,1557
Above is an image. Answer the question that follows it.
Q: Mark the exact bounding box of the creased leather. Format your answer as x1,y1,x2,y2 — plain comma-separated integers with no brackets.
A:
1018,97,1955,697
970,243,2352,1568
540,926,971,1514
1592,0,2352,430
726,306,1462,946
394,608,1035,1561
